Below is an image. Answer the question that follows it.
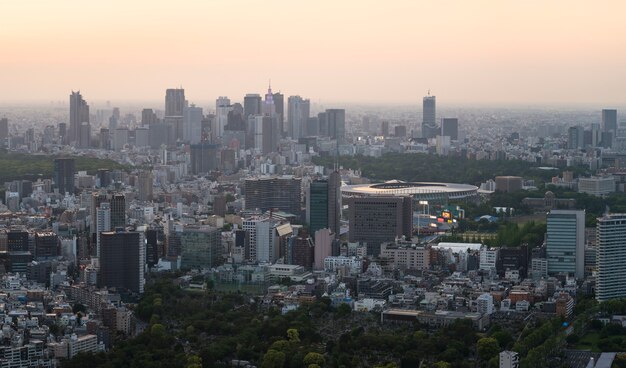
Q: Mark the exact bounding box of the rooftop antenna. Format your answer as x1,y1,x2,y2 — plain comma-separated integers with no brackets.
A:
428,89,431,96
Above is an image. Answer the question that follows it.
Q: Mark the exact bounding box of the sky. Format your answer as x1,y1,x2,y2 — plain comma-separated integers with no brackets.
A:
1,0,626,106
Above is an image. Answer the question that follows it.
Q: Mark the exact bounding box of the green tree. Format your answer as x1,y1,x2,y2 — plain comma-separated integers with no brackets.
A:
477,337,500,362
261,349,286,368
303,352,325,367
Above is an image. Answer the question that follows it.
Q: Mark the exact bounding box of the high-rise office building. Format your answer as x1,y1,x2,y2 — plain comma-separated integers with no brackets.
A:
326,109,346,144
137,171,153,202
602,109,618,133
141,108,158,125
287,96,310,139
546,209,585,279
216,97,231,138
95,203,111,257
190,142,220,174
183,104,203,144
165,89,185,117
253,116,279,155
0,118,8,146
53,158,75,195
78,122,91,148
7,230,29,252
346,196,412,256
58,123,67,145
244,94,262,119
34,231,59,260
273,92,285,136
91,192,126,235
244,176,302,217
422,94,437,139
99,230,145,294
306,171,341,238
596,214,626,301
381,121,389,137
180,226,221,269
441,118,459,141
567,126,584,149
69,91,89,145
263,85,276,117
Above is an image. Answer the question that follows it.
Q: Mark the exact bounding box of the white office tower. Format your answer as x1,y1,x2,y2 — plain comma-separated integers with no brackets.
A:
499,351,519,368
216,96,231,138
96,203,111,257
476,293,494,315
596,214,626,301
183,105,203,144
546,210,585,279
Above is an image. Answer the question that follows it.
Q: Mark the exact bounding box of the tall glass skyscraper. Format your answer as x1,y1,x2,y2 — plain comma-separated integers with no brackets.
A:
546,210,585,279
597,214,626,301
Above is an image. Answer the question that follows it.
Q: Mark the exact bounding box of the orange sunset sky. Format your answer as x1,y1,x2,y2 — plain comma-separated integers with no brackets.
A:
1,0,625,106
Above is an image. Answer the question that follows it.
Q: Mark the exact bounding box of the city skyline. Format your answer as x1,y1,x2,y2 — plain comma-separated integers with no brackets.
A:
2,0,626,105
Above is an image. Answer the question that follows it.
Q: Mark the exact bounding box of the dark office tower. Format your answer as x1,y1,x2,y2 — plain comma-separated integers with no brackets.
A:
273,92,285,136
441,118,459,141
307,180,329,235
165,88,185,117
381,121,389,136
53,158,75,195
7,230,29,252
91,192,126,234
58,122,67,145
78,122,91,148
97,169,111,188
318,112,328,136
137,171,153,202
145,229,159,268
327,109,346,144
99,128,110,149
422,94,437,139
253,116,279,154
190,142,220,174
346,196,412,256
0,118,8,146
244,176,302,217
306,171,341,238
99,230,144,294
288,96,310,139
289,233,314,269
141,108,158,125
568,126,584,149
602,109,618,133
307,117,320,136
69,91,90,145
34,231,59,260
244,94,262,119
394,125,407,137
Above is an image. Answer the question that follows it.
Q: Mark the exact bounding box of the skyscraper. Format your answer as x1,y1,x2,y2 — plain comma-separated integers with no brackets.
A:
244,94,262,119
78,122,91,148
422,94,437,139
141,108,158,125
96,203,111,257
69,91,89,145
99,230,145,294
326,109,346,144
0,118,8,146
53,158,75,195
596,214,626,301
567,126,584,149
440,118,459,141
91,192,126,235
216,96,231,138
165,88,185,117
546,209,585,279
602,109,618,133
273,92,285,136
306,171,341,238
253,116,279,154
137,171,154,202
180,226,222,269
190,142,220,174
287,96,310,139
183,104,203,144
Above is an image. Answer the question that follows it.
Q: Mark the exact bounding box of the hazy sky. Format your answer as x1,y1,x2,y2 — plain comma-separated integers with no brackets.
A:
2,0,625,106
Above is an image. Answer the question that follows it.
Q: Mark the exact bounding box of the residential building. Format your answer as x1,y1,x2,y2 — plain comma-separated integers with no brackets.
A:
596,214,626,301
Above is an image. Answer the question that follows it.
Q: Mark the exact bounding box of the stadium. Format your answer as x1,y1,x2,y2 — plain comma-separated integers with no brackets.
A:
341,180,479,204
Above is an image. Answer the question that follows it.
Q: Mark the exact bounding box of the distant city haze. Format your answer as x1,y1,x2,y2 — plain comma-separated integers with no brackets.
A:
2,0,626,105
